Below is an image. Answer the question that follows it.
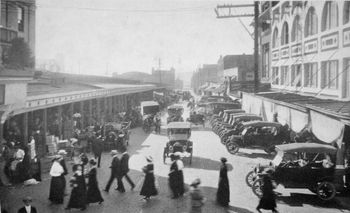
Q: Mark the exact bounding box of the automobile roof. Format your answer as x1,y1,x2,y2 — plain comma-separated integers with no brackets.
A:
224,109,245,113
140,101,159,107
241,121,282,127
167,122,191,129
275,142,337,154
231,114,262,119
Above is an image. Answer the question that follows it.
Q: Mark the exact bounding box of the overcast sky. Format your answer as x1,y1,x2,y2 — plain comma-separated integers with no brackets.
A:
36,0,254,76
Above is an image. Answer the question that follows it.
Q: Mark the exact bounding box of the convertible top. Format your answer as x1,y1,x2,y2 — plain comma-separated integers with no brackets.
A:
241,121,282,128
167,122,191,129
231,114,262,119
275,142,337,154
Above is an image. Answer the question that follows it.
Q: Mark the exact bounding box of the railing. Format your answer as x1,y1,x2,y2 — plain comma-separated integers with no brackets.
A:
0,27,18,44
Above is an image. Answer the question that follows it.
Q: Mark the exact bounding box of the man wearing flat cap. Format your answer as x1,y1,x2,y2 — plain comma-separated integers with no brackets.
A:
104,150,121,192
17,196,37,213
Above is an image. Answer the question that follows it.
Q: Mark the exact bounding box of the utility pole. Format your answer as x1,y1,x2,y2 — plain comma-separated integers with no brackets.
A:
215,2,260,93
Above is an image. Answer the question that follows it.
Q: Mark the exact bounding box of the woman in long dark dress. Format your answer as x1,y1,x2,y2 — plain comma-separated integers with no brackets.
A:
168,154,180,198
140,156,158,200
48,156,65,204
216,157,230,206
66,164,87,211
256,173,278,213
86,159,104,204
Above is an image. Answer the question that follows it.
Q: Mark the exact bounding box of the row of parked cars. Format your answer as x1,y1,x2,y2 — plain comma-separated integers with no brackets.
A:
206,102,350,201
210,108,290,155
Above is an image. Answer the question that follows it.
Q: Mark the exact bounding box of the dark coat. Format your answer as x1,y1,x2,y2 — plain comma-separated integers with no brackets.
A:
67,172,87,209
257,175,276,210
120,153,130,175
17,206,37,213
216,163,230,206
110,156,121,177
59,158,68,176
140,163,158,197
92,138,103,155
87,167,104,204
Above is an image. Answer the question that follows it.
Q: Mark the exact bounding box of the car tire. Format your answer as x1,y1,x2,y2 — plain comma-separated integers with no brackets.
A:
226,141,239,154
221,135,228,144
245,171,257,187
316,181,336,201
252,178,264,198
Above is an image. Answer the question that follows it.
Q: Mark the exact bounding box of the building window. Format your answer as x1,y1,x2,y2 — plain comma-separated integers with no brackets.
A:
291,64,302,87
272,28,279,48
272,67,279,85
304,63,318,88
280,66,289,86
321,60,338,89
281,2,290,19
262,43,270,79
321,1,338,32
281,22,289,45
344,1,350,24
291,15,302,42
304,7,318,37
0,85,5,105
17,6,24,32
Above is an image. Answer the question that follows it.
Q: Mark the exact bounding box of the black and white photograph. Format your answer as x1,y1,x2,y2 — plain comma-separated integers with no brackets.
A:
0,0,350,212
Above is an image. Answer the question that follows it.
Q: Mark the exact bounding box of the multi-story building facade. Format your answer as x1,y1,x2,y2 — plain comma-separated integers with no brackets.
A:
0,0,35,65
241,1,350,166
269,1,350,100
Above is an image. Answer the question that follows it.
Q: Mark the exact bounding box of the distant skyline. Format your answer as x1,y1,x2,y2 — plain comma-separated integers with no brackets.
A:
36,0,254,76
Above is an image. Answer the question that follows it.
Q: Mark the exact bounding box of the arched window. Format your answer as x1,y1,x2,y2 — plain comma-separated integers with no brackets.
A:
281,2,290,19
304,7,318,37
292,16,302,42
272,28,279,48
322,1,338,31
281,22,289,45
344,1,350,24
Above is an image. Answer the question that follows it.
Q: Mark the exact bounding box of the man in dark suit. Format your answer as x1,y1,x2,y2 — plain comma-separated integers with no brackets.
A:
92,135,103,168
104,150,120,192
116,146,135,192
17,196,37,213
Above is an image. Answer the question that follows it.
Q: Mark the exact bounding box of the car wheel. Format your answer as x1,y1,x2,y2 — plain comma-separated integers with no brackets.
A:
245,171,257,187
221,135,228,144
252,178,264,198
316,181,336,201
226,141,239,154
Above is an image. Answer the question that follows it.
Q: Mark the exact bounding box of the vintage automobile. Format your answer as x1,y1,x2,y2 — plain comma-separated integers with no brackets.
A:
205,102,241,116
167,104,184,124
250,142,345,201
140,101,160,132
186,111,205,126
211,109,246,133
218,114,263,144
163,122,193,164
225,121,290,154
210,109,245,128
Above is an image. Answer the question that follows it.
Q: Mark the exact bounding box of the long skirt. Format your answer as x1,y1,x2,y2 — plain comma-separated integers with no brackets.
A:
257,194,277,210
49,176,65,204
67,186,87,209
140,174,158,197
216,177,230,206
87,182,104,203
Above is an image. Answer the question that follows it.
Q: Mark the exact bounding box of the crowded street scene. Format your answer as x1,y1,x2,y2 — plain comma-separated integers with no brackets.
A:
1,0,350,213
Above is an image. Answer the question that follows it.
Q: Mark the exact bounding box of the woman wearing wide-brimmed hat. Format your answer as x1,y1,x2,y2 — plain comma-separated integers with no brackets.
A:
48,155,65,204
86,159,104,205
66,164,87,211
216,157,230,207
140,156,158,200
189,178,206,213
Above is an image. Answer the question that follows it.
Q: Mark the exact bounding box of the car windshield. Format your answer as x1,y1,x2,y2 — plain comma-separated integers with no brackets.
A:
169,128,189,134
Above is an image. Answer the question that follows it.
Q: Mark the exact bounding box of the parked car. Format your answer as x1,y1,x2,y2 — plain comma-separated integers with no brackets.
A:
163,122,193,164
225,121,290,154
218,114,263,144
251,142,345,201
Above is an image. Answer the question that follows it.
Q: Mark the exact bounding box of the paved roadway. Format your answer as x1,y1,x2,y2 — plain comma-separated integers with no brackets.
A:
1,102,349,213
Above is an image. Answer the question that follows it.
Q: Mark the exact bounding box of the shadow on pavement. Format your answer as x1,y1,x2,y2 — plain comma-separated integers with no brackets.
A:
235,151,274,160
277,193,343,209
188,156,233,171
